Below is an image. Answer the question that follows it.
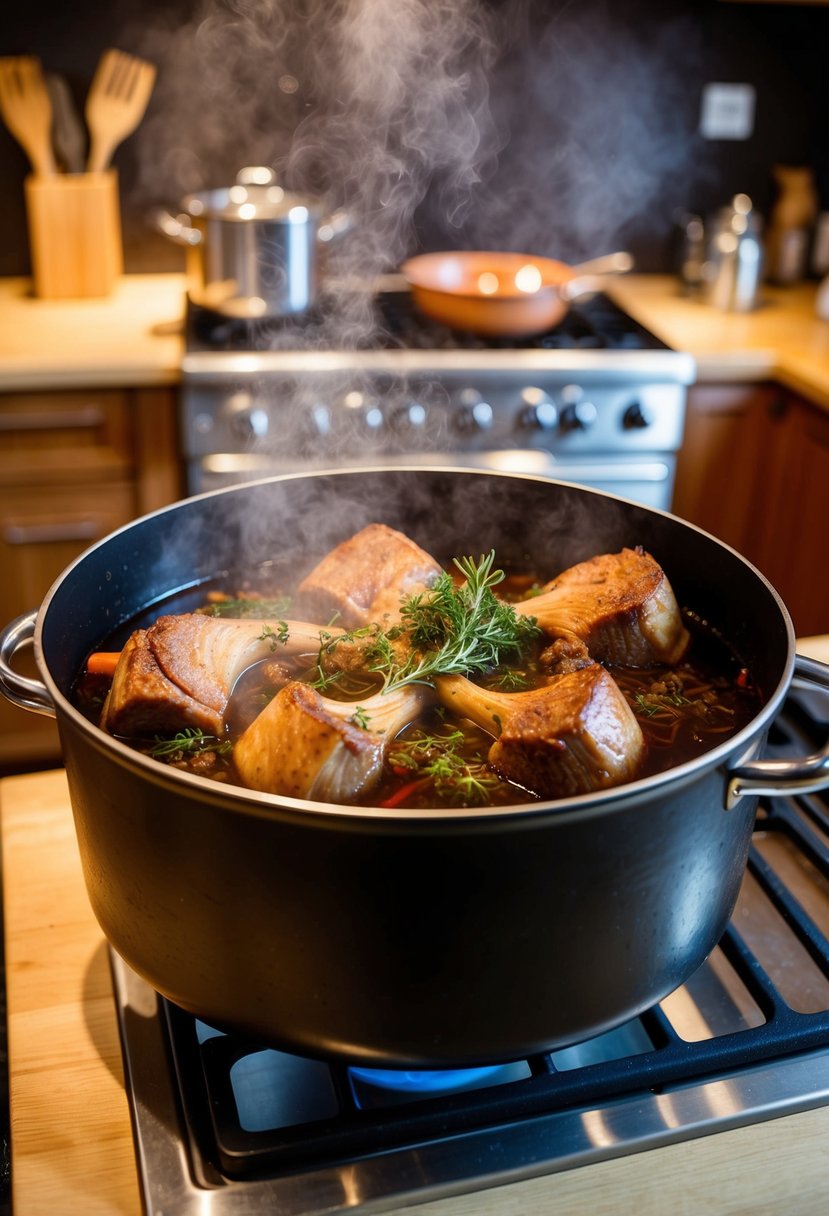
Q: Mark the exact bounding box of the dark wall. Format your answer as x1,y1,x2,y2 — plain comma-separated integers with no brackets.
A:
1,0,827,278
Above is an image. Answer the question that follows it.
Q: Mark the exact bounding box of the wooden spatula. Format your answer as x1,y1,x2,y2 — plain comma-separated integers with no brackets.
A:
0,56,57,177
85,48,156,173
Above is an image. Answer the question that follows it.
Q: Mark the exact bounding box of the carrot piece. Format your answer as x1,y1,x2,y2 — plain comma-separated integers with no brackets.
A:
379,778,430,809
86,652,122,677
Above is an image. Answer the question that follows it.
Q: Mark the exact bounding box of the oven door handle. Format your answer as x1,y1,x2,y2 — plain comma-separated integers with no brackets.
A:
726,654,829,808
0,610,56,717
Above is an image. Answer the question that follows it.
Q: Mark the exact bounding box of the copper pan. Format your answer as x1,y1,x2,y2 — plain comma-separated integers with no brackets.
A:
400,249,633,337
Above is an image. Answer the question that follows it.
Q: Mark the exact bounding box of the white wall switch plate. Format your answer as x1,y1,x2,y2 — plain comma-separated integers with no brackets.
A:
699,82,756,140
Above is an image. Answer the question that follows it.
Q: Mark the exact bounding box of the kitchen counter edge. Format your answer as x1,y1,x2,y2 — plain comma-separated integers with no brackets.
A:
2,274,829,406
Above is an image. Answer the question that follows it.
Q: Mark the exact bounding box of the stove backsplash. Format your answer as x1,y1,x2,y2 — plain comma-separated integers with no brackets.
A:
1,0,827,280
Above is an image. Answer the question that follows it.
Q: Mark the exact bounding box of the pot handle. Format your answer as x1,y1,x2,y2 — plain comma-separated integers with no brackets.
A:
560,251,634,302
150,208,202,247
0,611,56,718
726,654,829,808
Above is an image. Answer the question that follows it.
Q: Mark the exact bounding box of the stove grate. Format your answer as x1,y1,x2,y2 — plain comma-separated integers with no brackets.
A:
158,707,829,1183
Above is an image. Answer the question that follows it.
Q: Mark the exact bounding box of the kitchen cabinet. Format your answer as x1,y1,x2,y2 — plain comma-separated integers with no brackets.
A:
673,383,829,636
0,386,183,771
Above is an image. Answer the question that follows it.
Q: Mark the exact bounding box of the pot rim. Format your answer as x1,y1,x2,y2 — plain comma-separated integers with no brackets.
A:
33,466,797,827
182,183,324,224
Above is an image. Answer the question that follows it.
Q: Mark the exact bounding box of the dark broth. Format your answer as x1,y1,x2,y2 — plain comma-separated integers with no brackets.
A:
74,566,762,809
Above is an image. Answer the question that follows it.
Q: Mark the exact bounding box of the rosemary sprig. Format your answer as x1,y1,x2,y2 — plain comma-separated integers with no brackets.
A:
321,552,540,693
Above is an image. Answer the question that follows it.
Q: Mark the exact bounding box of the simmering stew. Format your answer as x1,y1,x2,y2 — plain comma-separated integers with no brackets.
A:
74,529,761,810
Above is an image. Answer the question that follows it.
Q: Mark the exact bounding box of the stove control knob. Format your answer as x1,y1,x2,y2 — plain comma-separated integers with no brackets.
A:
309,403,332,437
455,389,493,432
559,400,598,432
392,400,428,432
518,386,557,430
622,400,653,430
344,390,384,433
228,392,269,440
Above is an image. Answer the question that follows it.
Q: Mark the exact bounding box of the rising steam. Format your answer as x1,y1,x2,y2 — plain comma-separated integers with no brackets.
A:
131,0,705,283
132,0,503,321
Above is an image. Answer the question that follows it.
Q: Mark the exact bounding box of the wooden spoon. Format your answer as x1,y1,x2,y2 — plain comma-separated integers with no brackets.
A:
85,48,156,173
0,56,57,177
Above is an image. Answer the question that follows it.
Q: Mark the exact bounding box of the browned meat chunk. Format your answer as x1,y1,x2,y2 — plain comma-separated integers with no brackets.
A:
515,547,689,667
539,635,593,676
297,523,442,628
101,629,224,737
102,614,340,739
234,681,433,802
436,666,645,799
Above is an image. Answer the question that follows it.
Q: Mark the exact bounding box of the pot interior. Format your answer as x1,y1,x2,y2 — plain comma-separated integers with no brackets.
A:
38,469,793,741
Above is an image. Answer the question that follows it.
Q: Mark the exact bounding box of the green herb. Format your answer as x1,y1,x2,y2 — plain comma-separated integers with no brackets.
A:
198,596,292,618
387,728,503,807
258,621,290,651
148,728,232,759
350,705,371,730
632,692,695,718
493,668,531,691
324,552,540,692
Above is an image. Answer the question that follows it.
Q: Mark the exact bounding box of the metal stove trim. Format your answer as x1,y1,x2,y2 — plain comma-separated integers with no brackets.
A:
110,952,829,1216
181,347,697,385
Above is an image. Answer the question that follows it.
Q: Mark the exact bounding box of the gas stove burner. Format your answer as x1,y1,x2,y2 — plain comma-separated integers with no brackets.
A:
184,287,673,355
185,294,331,353
348,1063,506,1094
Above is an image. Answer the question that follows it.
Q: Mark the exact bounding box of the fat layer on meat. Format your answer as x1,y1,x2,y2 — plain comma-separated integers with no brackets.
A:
436,665,645,800
297,523,442,628
515,547,689,667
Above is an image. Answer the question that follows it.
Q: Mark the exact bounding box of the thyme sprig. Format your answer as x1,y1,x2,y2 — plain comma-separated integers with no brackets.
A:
148,728,232,760
387,728,503,807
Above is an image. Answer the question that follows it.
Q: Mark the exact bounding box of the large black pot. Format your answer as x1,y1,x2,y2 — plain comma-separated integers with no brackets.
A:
2,469,829,1067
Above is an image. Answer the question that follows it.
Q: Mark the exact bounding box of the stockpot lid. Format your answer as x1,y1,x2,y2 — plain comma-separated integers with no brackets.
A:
181,166,324,224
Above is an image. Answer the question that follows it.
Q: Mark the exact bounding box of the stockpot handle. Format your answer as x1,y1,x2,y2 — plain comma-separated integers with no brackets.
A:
0,610,56,718
726,654,829,809
151,208,202,247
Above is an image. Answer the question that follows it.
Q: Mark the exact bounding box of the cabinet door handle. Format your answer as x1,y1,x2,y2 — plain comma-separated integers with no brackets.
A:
0,406,106,432
3,520,101,545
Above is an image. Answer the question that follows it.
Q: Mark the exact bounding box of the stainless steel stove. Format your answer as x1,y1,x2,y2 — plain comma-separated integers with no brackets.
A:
111,688,829,1216
180,286,695,508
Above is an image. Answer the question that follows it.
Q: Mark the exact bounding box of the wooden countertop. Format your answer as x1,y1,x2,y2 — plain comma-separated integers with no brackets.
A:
608,276,829,409
1,272,829,407
0,274,185,390
2,636,829,1214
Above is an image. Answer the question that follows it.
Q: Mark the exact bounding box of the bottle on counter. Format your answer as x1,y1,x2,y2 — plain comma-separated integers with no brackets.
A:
764,164,817,285
703,193,764,313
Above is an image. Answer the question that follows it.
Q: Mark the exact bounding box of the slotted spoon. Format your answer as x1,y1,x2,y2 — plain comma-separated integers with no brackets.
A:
0,56,56,176
86,48,156,173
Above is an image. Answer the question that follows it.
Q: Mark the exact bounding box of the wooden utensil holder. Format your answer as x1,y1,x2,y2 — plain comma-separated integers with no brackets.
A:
24,170,123,299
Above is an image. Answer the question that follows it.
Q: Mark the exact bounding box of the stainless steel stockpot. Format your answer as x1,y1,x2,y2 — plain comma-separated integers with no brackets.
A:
2,469,829,1068
156,167,349,318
